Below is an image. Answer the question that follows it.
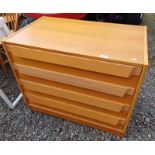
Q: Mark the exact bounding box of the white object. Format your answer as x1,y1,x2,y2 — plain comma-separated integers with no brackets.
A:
0,89,22,109
0,17,10,41
99,54,109,58
0,17,22,109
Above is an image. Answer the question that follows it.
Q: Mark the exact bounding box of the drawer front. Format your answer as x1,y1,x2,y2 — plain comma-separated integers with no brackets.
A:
29,103,124,136
6,45,142,78
25,92,126,126
14,63,135,97
11,54,138,97
29,102,123,136
19,77,131,113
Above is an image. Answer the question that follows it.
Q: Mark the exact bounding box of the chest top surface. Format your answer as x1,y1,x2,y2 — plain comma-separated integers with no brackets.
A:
4,16,148,65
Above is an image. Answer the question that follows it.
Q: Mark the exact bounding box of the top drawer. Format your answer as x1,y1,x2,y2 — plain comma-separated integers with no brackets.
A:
6,45,142,78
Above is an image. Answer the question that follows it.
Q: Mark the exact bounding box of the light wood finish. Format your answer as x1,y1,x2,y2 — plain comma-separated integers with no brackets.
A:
30,103,124,136
5,16,147,65
26,92,126,126
2,17,148,136
13,62,136,97
1,13,19,32
1,39,29,108
11,56,139,87
19,76,131,113
6,45,142,78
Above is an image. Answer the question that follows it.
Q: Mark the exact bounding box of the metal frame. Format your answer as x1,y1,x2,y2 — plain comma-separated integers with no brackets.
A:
0,89,22,109
0,17,22,109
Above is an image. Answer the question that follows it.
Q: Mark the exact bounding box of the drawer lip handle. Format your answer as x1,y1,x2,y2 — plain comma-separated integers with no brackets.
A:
7,45,142,78
14,63,135,97
20,79,131,113
25,93,126,126
29,102,124,134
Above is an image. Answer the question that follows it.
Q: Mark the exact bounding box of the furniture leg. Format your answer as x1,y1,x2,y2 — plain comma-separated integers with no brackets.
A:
0,54,8,78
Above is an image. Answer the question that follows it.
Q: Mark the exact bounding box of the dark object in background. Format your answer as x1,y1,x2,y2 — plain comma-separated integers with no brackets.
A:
18,14,36,29
19,13,143,29
124,13,143,25
84,13,143,25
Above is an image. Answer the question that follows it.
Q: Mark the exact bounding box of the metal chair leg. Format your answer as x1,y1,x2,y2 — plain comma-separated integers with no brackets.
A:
0,89,22,109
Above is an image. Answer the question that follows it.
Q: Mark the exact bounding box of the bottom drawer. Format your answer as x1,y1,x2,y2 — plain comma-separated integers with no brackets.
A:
25,91,126,126
29,102,124,136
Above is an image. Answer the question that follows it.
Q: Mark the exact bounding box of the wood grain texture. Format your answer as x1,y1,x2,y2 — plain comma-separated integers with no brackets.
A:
19,77,131,113
122,59,148,134
2,16,148,136
1,42,29,107
30,103,124,136
11,55,139,87
25,92,126,126
13,63,136,97
4,16,147,65
6,45,142,78
122,26,148,135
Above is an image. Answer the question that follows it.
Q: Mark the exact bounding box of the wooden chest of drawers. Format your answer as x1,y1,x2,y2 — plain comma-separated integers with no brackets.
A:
2,17,148,136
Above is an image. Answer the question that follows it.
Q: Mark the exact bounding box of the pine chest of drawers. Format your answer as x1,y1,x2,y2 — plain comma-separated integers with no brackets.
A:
2,16,148,136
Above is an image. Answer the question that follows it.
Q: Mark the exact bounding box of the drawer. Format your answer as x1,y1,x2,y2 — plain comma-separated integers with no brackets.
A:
14,63,135,97
19,75,131,113
6,45,142,78
29,102,124,135
25,92,126,126
12,56,138,97
2,16,148,136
